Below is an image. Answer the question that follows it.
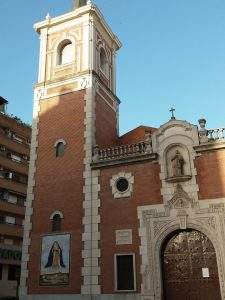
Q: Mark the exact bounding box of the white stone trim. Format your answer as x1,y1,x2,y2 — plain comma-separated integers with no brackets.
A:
19,87,43,297
54,139,66,147
50,210,64,220
38,28,48,82
114,253,137,293
110,172,134,199
81,76,101,295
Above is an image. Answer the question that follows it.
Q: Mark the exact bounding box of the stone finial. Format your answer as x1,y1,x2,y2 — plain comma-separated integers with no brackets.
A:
73,0,89,9
145,132,152,153
198,118,208,143
45,13,51,20
92,145,100,162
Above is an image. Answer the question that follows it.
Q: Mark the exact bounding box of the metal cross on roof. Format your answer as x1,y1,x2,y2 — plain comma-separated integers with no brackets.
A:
169,107,176,120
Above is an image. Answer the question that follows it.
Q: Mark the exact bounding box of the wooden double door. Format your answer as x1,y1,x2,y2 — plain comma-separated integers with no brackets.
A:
162,230,221,300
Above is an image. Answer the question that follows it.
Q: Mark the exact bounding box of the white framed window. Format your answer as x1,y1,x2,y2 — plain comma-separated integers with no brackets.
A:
114,253,136,292
110,172,134,199
57,40,73,65
54,139,66,158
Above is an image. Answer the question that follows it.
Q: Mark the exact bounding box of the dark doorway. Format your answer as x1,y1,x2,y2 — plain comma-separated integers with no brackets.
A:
162,229,221,300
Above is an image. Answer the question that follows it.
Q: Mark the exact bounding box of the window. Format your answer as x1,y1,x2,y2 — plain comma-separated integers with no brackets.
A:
0,264,2,280
0,189,8,201
115,254,136,292
8,265,20,281
5,216,16,225
8,194,18,204
116,178,129,193
56,142,65,157
110,172,134,199
58,40,73,65
52,214,62,232
100,48,109,75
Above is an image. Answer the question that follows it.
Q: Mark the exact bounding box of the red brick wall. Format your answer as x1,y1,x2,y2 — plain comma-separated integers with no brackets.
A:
95,92,118,147
120,126,156,145
196,149,225,200
99,162,162,293
28,90,85,294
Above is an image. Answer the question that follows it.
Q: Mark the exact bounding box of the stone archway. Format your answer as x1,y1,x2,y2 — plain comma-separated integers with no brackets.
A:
161,229,221,300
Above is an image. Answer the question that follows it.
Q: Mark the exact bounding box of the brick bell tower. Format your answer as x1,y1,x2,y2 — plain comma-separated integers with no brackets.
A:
20,1,121,299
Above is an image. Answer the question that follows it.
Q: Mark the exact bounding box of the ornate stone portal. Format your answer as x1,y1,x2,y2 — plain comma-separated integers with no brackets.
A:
138,187,225,300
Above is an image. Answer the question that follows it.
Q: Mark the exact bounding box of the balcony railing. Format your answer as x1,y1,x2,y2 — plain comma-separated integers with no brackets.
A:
92,140,152,163
207,128,225,141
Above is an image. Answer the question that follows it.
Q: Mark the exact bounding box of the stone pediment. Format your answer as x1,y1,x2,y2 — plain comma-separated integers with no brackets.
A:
167,184,194,209
155,119,196,136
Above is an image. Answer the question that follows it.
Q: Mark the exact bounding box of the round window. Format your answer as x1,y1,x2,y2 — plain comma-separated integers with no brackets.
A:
116,178,129,193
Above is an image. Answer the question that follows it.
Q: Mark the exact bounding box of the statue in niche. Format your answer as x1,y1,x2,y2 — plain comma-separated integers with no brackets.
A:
171,150,185,177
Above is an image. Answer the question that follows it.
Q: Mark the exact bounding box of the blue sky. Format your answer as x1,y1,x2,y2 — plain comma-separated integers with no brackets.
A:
0,0,225,134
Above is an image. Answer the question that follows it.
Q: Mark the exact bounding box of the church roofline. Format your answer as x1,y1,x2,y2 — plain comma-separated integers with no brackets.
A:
34,4,122,50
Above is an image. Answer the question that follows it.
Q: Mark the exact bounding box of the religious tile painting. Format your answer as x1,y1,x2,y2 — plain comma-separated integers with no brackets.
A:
40,234,70,286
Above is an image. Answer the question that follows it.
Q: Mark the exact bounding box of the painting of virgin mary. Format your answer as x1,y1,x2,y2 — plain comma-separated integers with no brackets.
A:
45,241,66,269
40,234,70,286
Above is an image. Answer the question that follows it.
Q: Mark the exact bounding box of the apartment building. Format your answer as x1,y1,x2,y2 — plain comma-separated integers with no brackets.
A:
0,96,31,298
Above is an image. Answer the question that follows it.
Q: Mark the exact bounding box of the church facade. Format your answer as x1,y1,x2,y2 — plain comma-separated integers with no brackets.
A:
20,1,225,300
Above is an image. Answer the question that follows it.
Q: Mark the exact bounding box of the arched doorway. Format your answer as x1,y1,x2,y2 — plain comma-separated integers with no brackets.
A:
162,229,221,300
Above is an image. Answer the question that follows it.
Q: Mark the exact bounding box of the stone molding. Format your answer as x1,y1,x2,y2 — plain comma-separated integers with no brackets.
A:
138,197,225,299
81,78,101,295
19,87,43,296
50,210,64,219
54,139,66,147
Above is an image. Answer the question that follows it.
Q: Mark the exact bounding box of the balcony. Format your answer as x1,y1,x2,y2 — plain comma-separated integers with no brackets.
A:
0,222,23,238
0,155,28,175
0,178,27,195
0,131,30,153
0,199,25,216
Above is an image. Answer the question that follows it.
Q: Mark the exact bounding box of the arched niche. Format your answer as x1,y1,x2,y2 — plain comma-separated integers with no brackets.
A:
165,144,192,183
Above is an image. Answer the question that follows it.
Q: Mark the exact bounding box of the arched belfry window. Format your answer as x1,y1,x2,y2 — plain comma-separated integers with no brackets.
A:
50,211,63,232
55,139,66,157
99,48,109,76
57,40,73,65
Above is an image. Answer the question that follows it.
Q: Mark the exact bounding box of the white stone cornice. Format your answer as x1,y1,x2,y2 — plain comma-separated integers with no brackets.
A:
34,5,121,50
